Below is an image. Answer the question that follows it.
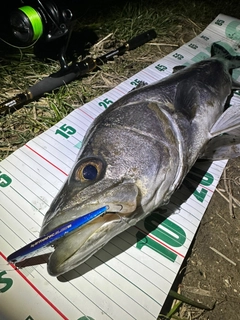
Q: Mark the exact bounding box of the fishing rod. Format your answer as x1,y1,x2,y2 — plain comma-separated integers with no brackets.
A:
0,29,157,115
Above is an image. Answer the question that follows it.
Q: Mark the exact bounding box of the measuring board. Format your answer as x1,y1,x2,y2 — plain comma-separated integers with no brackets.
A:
1,13,240,320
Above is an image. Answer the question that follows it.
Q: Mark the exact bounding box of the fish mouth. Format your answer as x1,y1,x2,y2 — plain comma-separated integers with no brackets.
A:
40,203,124,236
46,209,124,276
40,184,139,276
40,183,139,276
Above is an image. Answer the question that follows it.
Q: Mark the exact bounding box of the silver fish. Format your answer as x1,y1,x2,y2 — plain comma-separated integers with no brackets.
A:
40,43,240,276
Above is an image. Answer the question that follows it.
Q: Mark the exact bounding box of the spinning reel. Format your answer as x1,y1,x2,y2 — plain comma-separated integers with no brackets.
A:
1,0,92,69
10,0,73,46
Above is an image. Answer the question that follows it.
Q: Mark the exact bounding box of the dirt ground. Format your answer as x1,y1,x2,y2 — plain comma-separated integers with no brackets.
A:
1,1,240,319
174,159,240,320
159,5,240,320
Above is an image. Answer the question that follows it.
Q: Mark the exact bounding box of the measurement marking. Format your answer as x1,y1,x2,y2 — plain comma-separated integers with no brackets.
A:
134,226,185,259
198,183,214,193
103,240,170,297
25,145,68,176
0,160,51,212
78,108,95,120
18,148,64,184
8,153,59,196
122,229,180,272
114,87,126,95
10,185,46,215
141,69,159,81
0,252,68,320
92,254,161,316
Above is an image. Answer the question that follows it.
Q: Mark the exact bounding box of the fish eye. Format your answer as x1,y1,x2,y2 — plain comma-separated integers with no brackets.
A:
75,159,103,182
82,164,98,180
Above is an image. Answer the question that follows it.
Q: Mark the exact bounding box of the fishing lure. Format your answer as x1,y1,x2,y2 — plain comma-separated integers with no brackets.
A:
7,205,109,264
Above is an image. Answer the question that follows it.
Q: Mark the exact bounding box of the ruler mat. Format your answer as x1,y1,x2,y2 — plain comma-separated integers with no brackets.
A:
1,13,240,320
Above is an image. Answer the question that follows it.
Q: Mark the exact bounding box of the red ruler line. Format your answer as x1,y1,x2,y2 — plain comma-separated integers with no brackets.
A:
0,252,68,320
140,69,159,81
114,87,127,95
198,184,213,193
25,144,68,176
134,226,185,259
78,108,95,120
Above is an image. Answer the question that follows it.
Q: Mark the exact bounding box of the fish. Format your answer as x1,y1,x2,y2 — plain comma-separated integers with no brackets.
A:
40,43,240,276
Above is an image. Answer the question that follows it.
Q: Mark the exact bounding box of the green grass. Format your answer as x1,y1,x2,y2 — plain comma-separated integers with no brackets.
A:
0,1,195,160
2,0,240,157
2,0,240,159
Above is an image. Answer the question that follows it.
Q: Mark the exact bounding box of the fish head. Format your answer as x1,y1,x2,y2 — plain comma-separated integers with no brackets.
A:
40,102,176,276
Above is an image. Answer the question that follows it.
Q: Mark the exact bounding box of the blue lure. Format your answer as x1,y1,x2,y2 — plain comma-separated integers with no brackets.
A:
7,206,109,264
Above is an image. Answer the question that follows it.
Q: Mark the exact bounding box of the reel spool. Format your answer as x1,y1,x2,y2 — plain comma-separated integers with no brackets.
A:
9,0,73,47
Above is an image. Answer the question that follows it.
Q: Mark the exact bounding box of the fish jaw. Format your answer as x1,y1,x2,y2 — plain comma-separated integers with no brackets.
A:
46,213,127,276
40,182,139,276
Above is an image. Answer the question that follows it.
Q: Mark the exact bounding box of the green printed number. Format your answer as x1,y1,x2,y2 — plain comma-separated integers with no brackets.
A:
215,19,225,26
98,98,113,109
55,124,76,139
184,180,207,202
130,78,142,86
225,20,240,41
200,35,209,41
155,64,167,72
0,271,13,293
173,53,184,60
188,43,198,50
136,212,186,262
0,172,12,187
185,167,214,203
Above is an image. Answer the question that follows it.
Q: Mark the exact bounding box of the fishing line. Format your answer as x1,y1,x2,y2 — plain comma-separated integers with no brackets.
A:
18,6,43,41
0,265,18,272
0,264,24,272
0,36,40,49
113,212,130,225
